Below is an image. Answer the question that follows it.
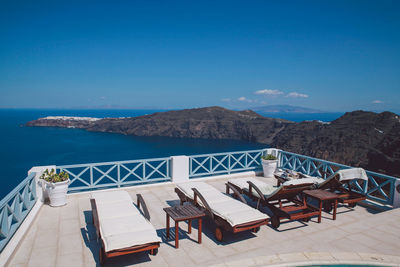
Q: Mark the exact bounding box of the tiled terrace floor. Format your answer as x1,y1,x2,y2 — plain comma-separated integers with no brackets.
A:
6,175,400,267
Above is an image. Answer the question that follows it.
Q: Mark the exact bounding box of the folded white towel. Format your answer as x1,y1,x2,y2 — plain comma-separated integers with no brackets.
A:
337,168,368,181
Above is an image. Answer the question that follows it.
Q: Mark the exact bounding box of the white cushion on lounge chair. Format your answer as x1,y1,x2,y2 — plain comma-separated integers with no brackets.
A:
91,190,132,205
177,182,229,205
100,214,153,236
91,190,161,252
96,201,139,220
177,181,215,199
228,177,268,191
229,178,280,198
283,177,325,186
103,229,161,253
176,182,268,227
337,168,368,182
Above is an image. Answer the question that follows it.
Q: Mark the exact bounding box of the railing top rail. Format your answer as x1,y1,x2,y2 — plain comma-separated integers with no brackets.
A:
189,148,267,158
280,150,349,168
57,157,171,169
0,172,36,208
364,169,400,180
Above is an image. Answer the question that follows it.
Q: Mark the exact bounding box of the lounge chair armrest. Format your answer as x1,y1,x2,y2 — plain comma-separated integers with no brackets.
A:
192,188,214,220
90,199,100,239
137,194,151,221
318,173,340,189
247,181,266,201
225,183,247,204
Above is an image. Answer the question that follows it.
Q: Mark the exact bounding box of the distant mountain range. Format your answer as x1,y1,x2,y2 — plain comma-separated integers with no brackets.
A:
252,105,325,114
26,106,400,177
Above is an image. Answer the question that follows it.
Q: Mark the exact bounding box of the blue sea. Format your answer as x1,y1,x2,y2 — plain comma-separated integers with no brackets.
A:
0,109,343,199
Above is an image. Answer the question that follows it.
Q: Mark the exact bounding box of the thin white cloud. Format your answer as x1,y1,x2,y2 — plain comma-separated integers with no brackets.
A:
100,96,107,100
221,98,231,102
254,89,284,96
372,100,383,104
238,96,252,102
287,92,309,98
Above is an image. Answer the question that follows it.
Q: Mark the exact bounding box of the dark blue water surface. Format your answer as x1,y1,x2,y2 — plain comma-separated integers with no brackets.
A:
258,112,344,122
0,109,344,199
0,109,269,199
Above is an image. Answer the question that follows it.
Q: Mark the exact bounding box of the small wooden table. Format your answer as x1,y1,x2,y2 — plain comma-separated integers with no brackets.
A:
163,204,206,249
303,189,340,223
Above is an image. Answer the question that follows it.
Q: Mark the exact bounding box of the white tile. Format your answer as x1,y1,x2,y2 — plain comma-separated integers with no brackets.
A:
57,252,83,267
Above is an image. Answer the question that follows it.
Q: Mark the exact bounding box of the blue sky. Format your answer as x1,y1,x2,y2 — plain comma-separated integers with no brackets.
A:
0,0,399,112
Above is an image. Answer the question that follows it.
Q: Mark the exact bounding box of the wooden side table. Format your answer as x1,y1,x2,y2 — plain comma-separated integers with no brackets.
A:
303,189,339,223
163,204,206,249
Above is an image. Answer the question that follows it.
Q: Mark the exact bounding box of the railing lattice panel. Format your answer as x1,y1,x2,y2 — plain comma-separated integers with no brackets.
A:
0,173,37,252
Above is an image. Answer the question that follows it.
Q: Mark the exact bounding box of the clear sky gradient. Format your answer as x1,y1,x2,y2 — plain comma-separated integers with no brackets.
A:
1,0,399,112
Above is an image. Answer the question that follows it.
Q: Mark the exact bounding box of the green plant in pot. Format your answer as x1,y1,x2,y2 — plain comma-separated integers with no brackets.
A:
41,169,70,207
261,154,277,161
261,154,278,178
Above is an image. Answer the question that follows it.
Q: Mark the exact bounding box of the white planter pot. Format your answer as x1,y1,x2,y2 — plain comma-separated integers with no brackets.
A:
261,159,278,178
44,179,69,207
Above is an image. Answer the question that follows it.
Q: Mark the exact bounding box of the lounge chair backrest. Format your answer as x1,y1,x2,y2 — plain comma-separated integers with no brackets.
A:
248,181,313,202
317,168,368,190
268,183,313,201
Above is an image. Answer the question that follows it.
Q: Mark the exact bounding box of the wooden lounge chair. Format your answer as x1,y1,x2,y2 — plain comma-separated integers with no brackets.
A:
278,168,368,211
175,182,269,242
91,190,161,265
315,168,368,211
227,178,319,229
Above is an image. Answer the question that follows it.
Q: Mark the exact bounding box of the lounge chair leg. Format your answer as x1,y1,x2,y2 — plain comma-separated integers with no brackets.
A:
198,218,202,244
323,201,333,213
318,200,322,223
99,247,105,265
271,216,280,229
150,248,158,256
333,199,338,220
175,221,179,248
215,227,224,242
166,213,170,239
349,202,356,208
252,226,260,233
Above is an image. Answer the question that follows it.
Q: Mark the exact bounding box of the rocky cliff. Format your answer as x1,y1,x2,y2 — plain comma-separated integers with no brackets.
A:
271,111,400,176
26,107,400,177
26,107,292,144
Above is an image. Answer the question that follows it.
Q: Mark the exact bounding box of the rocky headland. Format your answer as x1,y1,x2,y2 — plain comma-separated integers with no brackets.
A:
26,107,400,177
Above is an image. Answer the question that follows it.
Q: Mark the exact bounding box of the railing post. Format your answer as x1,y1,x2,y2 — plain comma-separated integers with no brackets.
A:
228,153,231,174
117,164,121,188
171,156,189,183
393,179,400,208
28,165,56,203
